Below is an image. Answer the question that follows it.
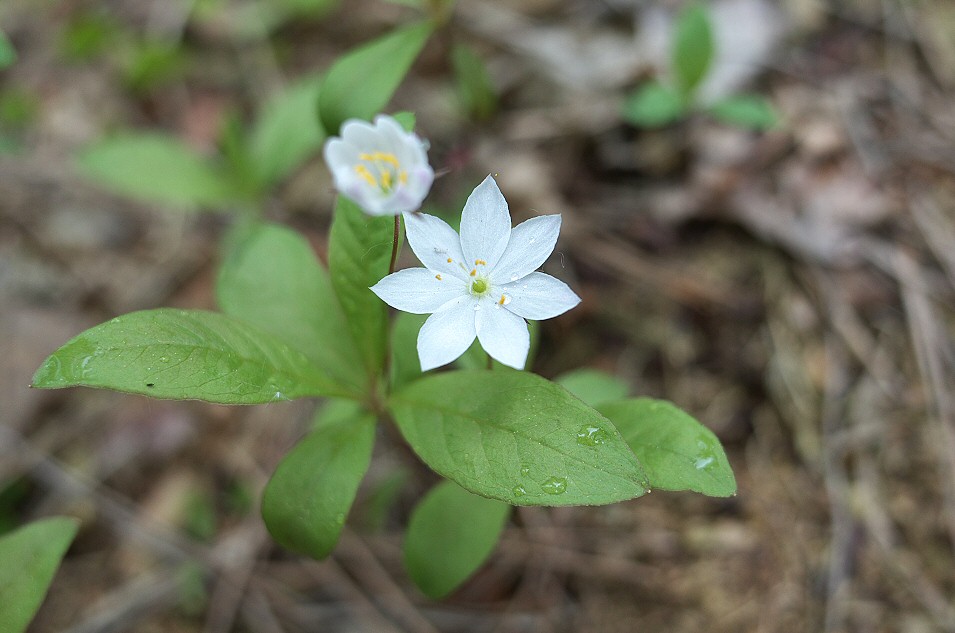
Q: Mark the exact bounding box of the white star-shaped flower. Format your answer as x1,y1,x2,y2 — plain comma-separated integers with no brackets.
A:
371,175,581,370
323,115,434,216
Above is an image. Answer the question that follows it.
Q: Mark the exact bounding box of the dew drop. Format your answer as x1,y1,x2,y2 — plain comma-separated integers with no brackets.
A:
510,274,520,282
159,356,169,363
335,513,345,525
512,485,527,497
110,317,121,324
576,425,609,447
541,476,567,495
520,465,530,477
473,304,481,311
694,456,715,470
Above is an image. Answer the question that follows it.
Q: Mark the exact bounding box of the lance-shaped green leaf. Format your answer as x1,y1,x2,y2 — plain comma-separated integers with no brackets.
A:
249,74,326,187
32,309,341,403
556,368,629,407
76,133,235,208
672,4,714,95
597,398,736,497
0,517,78,633
318,21,433,134
390,312,428,390
622,81,686,128
404,480,509,599
708,94,779,131
389,370,649,506
217,223,366,397
328,196,394,380
262,401,375,559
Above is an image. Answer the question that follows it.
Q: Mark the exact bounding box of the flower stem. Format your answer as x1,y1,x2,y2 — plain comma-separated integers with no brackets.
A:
389,215,401,274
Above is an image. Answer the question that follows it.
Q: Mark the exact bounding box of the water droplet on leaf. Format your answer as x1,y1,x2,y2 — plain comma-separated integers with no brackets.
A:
520,465,530,477
541,476,567,495
576,425,609,446
512,485,527,497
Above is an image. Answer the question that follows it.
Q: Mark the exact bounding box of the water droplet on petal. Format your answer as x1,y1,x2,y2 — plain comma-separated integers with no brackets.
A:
510,274,520,282
576,425,609,446
541,476,567,495
512,485,527,497
473,303,481,311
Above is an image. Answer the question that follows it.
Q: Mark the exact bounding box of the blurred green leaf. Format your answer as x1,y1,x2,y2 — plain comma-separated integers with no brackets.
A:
276,0,339,19
32,309,343,403
123,41,188,93
708,94,779,130
597,398,736,497
328,196,394,381
389,370,649,506
318,21,433,134
556,368,629,407
59,12,123,61
0,30,16,69
622,81,686,128
217,223,367,397
391,312,428,390
262,401,375,559
77,133,236,209
0,517,78,633
391,110,416,132
451,43,496,120
249,74,326,187
404,480,509,598
672,3,714,95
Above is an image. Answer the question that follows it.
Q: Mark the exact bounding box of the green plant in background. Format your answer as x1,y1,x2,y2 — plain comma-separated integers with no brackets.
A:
623,3,779,131
0,517,78,633
0,28,16,69
30,5,736,603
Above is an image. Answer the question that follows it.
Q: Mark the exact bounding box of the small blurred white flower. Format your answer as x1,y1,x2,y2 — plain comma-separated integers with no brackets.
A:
323,115,434,216
371,175,580,371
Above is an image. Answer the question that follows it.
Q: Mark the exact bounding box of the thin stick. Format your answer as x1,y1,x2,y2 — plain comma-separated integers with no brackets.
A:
389,215,400,274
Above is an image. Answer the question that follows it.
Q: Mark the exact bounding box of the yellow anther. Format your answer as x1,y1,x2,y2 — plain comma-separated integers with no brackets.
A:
354,164,376,186
435,274,442,280
469,269,477,277
446,257,453,263
399,171,408,184
498,294,506,305
380,169,393,190
358,152,401,168
475,259,487,266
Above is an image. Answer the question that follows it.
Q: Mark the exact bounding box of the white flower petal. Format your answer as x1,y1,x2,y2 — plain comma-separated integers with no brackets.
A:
501,272,581,320
338,118,381,148
418,296,478,370
370,268,463,314
490,215,561,284
475,302,530,370
460,176,512,271
403,212,468,280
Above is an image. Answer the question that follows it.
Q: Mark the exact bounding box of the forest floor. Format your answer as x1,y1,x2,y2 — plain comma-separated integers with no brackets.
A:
3,1,955,631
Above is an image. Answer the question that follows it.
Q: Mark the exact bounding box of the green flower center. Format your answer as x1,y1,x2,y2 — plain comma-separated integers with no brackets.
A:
471,278,489,294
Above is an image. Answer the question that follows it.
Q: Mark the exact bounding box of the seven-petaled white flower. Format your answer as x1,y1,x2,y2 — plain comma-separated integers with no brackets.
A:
323,115,434,216
371,175,581,371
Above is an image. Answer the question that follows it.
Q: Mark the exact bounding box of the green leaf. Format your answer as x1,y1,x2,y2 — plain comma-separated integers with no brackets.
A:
708,94,780,130
672,4,714,95
622,81,686,128
597,398,736,497
403,480,509,599
0,30,16,69
217,223,366,397
76,133,235,208
389,370,649,506
391,111,416,132
262,401,375,559
318,21,433,134
32,309,341,403
249,74,326,187
556,369,629,407
391,312,428,390
451,43,497,120
328,196,394,381
0,517,78,633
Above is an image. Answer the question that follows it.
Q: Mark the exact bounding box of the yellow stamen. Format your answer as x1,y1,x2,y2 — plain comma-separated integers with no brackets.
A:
380,170,393,190
435,274,442,280
446,257,453,263
475,259,487,266
469,269,477,277
498,294,506,305
399,171,408,184
354,164,376,186
358,151,400,167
